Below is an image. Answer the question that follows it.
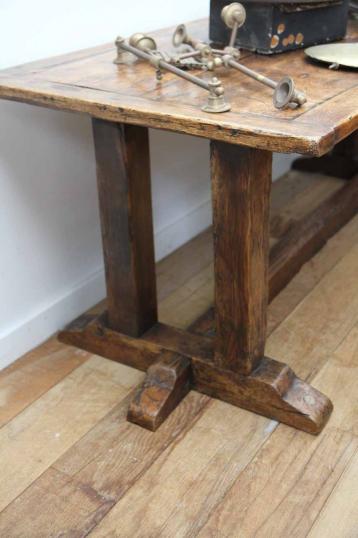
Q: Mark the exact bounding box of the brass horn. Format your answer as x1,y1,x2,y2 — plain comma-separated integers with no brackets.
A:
273,76,307,109
129,33,157,52
172,24,211,56
172,24,190,47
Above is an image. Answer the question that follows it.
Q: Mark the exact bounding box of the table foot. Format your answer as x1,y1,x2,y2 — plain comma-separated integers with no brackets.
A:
127,353,191,431
193,358,333,435
59,313,332,434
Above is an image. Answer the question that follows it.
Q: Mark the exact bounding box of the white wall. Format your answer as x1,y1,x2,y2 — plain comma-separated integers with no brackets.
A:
0,0,295,369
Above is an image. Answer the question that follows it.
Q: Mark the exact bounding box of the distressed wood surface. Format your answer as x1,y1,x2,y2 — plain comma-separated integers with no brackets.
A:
265,243,358,379
92,119,157,336
0,176,357,535
198,428,357,538
293,132,358,180
61,313,333,433
89,401,273,538
308,450,358,537
0,20,357,155
61,115,342,434
269,174,358,299
0,467,114,538
0,340,89,428
127,352,191,431
0,391,210,538
211,143,272,374
0,220,214,436
59,167,357,431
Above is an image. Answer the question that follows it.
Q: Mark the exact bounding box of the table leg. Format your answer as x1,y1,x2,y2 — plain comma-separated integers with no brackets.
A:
92,119,190,429
211,142,271,375
92,119,157,336
193,140,332,433
60,133,334,434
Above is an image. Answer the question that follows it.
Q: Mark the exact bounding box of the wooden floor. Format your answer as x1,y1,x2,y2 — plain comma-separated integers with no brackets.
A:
0,171,357,538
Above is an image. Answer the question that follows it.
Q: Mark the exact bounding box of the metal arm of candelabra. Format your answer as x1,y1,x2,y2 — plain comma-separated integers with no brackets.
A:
114,35,231,113
172,2,307,109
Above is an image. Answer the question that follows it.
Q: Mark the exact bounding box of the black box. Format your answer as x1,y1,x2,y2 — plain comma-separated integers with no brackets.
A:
209,0,350,54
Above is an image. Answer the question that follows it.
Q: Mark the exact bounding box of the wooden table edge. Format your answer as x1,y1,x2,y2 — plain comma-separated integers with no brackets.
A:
0,81,338,156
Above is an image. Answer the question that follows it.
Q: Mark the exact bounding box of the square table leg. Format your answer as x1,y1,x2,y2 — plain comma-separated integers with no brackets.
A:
211,142,271,375
92,119,191,430
193,141,332,433
92,119,157,336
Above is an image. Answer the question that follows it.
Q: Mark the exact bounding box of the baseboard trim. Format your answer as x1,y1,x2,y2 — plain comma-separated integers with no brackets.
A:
0,198,212,370
0,268,106,371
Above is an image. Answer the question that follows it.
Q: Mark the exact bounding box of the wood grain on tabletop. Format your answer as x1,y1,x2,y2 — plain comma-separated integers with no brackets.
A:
0,20,356,155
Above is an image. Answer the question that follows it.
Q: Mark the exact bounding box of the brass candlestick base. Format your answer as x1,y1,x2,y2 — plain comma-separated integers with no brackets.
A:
202,78,231,113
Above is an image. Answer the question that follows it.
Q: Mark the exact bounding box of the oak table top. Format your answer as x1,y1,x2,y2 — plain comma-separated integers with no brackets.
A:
0,19,357,155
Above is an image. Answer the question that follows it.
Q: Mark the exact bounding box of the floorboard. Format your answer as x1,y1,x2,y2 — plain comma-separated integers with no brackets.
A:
0,340,89,428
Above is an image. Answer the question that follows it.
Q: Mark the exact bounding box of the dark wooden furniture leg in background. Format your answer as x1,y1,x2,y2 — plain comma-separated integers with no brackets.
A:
60,123,333,434
292,132,358,180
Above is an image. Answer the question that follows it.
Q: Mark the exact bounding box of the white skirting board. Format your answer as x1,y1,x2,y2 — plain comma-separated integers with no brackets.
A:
0,268,106,371
0,197,212,370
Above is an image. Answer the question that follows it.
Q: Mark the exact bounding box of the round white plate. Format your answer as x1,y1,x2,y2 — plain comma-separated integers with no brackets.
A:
305,43,358,69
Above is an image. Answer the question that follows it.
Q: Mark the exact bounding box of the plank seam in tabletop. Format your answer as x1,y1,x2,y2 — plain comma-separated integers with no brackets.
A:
286,85,358,122
49,76,357,125
0,19,356,155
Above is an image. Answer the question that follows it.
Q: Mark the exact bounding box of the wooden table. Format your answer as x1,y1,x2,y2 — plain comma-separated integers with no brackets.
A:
1,19,357,434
